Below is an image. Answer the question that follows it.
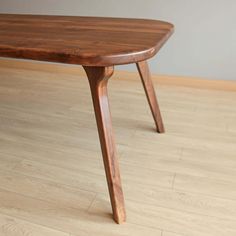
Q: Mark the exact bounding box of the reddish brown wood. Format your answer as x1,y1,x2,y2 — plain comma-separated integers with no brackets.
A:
0,14,174,223
0,14,174,66
83,66,126,224
136,61,165,133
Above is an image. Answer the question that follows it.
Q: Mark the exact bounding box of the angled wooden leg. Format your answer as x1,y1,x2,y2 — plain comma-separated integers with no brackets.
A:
136,60,165,133
83,66,126,224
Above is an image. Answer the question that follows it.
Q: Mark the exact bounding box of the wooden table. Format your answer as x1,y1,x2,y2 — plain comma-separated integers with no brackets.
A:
0,14,174,223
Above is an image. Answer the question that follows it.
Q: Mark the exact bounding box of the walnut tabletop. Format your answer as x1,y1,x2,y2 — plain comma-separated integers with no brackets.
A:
0,14,174,224
0,14,174,66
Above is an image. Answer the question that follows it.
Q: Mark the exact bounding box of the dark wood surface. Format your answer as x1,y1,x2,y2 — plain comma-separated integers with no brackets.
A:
136,61,165,133
0,14,174,224
0,14,174,66
84,66,126,223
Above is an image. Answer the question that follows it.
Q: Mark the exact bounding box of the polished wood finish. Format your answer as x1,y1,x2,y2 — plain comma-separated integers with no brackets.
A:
83,66,126,223
0,14,174,66
0,14,174,223
137,61,165,133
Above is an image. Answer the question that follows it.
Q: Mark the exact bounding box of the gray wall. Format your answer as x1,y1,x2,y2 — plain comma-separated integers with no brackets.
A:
0,0,235,80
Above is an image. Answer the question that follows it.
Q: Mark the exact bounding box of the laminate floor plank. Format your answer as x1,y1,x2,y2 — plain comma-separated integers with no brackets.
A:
0,64,236,235
0,189,163,236
0,212,70,236
89,194,236,236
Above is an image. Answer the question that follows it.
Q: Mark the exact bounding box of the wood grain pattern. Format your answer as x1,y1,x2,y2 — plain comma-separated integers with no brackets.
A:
0,14,174,66
137,60,165,133
0,14,174,224
83,66,126,223
0,65,236,235
0,213,70,236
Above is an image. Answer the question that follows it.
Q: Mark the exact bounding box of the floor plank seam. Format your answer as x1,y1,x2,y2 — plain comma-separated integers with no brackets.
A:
10,152,178,191
123,195,236,222
0,170,99,207
2,143,236,202
3,180,235,228
127,220,163,233
0,211,71,236
173,186,236,202
171,173,176,189
86,193,98,212
0,187,91,213
1,65,236,234
3,148,236,203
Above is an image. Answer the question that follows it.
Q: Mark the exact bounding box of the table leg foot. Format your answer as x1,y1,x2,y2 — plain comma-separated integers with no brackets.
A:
136,61,165,133
83,66,126,224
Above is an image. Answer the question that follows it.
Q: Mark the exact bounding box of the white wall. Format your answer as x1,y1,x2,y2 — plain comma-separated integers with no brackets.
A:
0,0,235,80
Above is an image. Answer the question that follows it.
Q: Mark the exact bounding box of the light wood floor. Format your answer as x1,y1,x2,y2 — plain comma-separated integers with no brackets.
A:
0,63,236,236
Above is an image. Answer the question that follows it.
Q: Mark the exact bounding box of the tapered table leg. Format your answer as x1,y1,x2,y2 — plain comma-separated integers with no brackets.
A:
136,61,165,133
83,66,126,224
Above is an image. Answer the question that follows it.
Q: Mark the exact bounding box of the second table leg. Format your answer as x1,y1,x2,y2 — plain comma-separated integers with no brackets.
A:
136,60,165,133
